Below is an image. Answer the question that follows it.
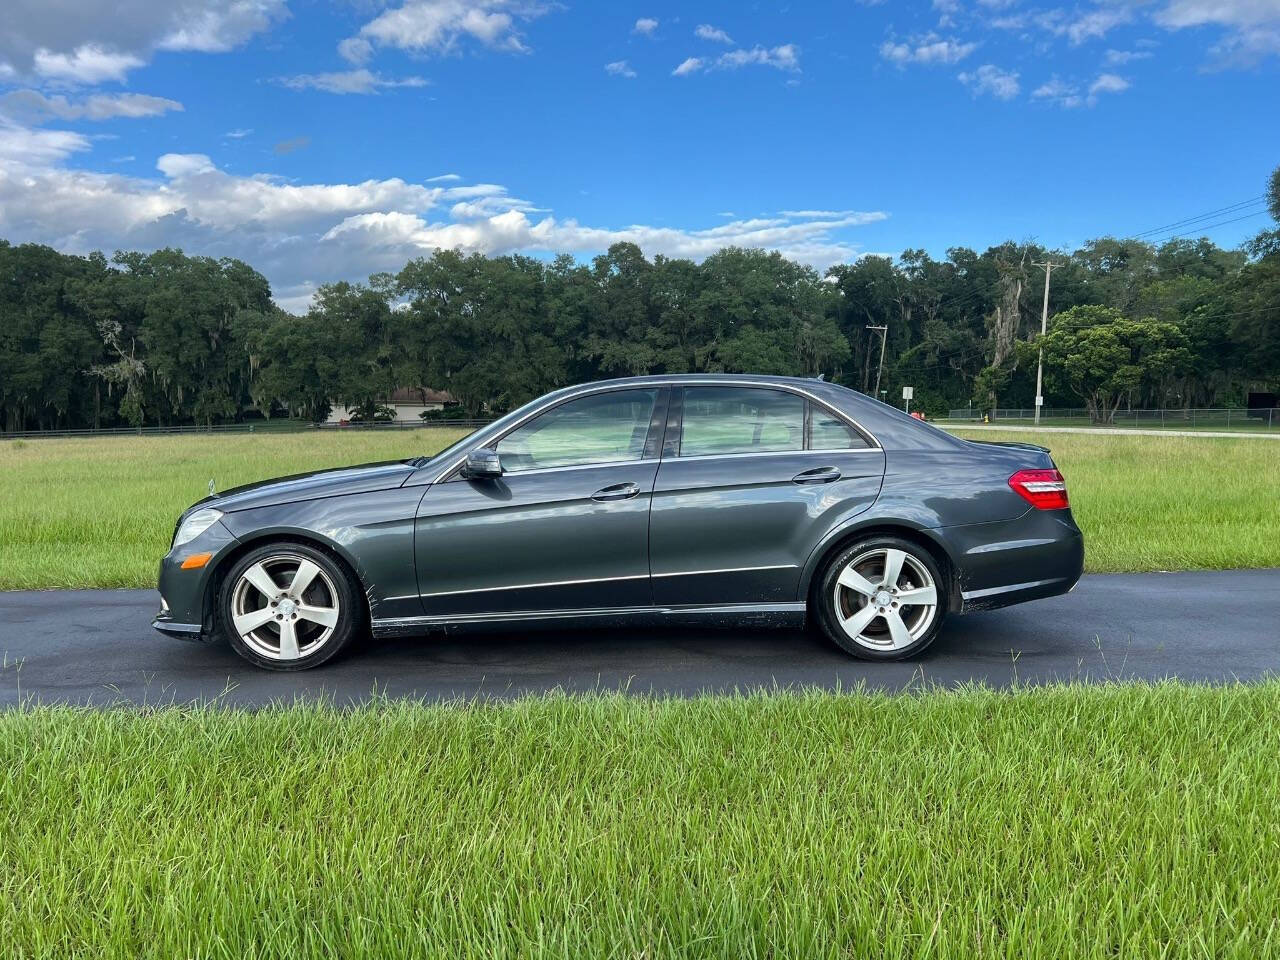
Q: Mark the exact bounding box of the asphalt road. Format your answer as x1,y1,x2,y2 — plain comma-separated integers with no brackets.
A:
1,570,1277,707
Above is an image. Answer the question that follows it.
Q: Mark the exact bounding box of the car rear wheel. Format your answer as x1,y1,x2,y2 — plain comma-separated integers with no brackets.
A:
813,536,946,660
219,542,362,670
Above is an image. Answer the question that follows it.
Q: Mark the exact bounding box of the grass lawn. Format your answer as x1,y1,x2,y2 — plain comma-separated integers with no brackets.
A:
3,686,1278,958
951,429,1280,573
0,427,1277,589
0,428,468,590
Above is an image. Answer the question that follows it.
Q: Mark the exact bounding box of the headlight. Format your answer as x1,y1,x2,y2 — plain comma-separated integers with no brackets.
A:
173,508,222,547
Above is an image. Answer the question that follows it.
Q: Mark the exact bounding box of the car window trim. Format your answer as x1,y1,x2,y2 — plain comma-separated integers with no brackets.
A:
431,380,879,483
669,385,871,460
437,385,666,482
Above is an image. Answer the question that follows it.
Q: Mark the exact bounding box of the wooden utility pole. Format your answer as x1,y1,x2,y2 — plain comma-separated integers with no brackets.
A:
1031,262,1060,426
866,325,888,400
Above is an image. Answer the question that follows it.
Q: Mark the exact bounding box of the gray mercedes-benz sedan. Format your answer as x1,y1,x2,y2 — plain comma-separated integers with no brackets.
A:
154,375,1084,670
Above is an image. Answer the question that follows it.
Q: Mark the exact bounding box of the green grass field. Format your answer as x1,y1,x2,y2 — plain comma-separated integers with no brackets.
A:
1,427,1277,588
0,428,468,590
3,685,1279,958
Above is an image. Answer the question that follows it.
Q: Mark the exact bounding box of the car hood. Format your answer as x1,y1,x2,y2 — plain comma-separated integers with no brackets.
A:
188,460,417,515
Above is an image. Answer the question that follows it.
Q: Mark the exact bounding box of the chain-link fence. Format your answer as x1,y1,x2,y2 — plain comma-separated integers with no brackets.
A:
1,419,493,441
943,407,1280,430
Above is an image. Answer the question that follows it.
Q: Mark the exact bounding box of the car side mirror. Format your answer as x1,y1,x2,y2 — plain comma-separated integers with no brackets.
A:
462,447,503,479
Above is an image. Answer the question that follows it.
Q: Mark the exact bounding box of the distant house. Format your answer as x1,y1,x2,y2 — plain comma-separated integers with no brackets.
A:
325,387,457,423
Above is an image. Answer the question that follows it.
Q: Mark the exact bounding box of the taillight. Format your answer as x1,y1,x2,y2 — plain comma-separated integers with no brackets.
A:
1009,468,1070,510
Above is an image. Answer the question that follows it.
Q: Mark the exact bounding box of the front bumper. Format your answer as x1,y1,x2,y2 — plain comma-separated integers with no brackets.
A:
937,508,1085,614
151,614,206,641
153,518,240,643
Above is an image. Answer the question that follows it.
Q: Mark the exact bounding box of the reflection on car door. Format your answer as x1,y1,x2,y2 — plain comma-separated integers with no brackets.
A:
414,388,665,617
649,386,886,607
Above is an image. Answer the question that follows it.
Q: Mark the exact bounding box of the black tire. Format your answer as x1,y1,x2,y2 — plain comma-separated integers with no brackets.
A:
217,541,363,671
812,535,947,661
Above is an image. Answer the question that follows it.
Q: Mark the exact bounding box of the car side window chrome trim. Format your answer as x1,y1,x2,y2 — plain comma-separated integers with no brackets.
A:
667,384,878,462
431,378,880,483
667,447,881,465
444,457,661,482
432,384,668,484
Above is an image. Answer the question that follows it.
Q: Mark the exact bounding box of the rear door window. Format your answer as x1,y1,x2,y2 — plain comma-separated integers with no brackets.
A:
678,387,805,457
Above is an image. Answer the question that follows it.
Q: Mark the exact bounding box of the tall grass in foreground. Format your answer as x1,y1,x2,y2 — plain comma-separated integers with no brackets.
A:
0,427,1277,588
3,685,1279,958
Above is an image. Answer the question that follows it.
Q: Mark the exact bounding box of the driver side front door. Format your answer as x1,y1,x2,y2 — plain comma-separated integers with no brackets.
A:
413,388,666,618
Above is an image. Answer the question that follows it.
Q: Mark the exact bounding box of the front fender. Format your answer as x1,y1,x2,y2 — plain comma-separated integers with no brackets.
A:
216,485,428,621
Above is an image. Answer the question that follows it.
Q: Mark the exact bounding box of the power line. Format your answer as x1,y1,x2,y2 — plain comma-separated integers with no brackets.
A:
1128,196,1266,240
1146,210,1270,246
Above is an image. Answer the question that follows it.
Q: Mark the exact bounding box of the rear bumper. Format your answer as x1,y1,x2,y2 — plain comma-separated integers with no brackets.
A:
936,508,1085,614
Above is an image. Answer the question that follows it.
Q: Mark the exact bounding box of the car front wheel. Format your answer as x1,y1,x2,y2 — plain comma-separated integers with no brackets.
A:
218,542,362,670
813,536,946,660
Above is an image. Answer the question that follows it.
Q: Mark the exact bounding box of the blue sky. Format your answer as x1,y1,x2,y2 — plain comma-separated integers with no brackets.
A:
1,0,1277,310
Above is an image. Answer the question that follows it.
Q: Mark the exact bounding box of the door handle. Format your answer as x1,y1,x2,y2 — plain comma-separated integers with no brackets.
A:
792,466,842,485
591,481,641,502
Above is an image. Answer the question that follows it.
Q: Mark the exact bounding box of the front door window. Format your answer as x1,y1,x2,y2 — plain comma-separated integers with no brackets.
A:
496,389,658,472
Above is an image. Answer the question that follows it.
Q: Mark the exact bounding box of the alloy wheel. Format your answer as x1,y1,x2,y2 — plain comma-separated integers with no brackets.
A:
832,547,939,651
230,554,340,661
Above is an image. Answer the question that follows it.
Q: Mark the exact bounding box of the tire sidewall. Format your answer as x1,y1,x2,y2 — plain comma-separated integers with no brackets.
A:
218,542,362,671
813,535,947,661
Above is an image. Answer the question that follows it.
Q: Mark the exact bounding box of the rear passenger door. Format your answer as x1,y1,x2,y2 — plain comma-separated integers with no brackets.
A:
648,386,886,607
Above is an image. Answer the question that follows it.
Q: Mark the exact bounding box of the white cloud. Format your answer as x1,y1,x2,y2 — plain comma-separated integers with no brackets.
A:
277,69,428,94
1157,0,1280,29
0,120,889,312
340,0,553,63
32,45,145,84
715,44,800,71
633,17,659,36
1105,48,1154,64
933,0,961,27
0,89,184,122
880,33,978,65
1031,75,1084,107
3,1,288,81
1034,7,1133,44
958,63,1020,99
604,60,636,78
322,209,888,271
695,24,735,45
0,120,92,165
674,45,799,76
1088,72,1130,101
426,172,462,182
1032,71,1132,107
1155,0,1280,65
156,0,290,53
224,128,253,138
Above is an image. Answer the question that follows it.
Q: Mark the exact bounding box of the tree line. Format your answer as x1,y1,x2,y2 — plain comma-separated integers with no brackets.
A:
2,166,1277,431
